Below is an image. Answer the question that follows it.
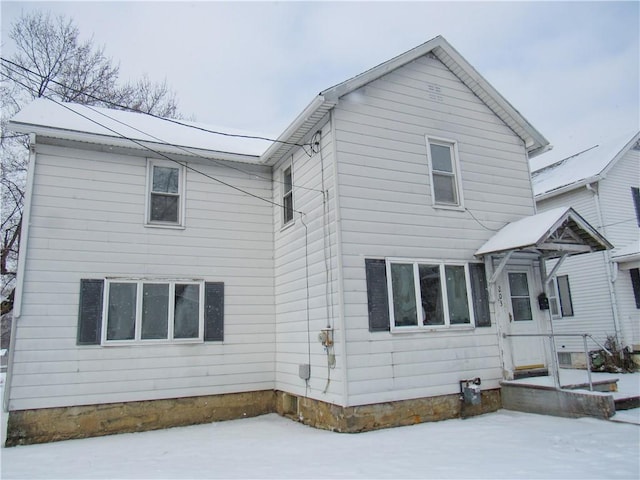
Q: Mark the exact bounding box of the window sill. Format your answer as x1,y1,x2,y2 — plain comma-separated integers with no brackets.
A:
432,204,465,212
280,220,295,232
102,339,203,346
144,223,186,230
390,324,476,334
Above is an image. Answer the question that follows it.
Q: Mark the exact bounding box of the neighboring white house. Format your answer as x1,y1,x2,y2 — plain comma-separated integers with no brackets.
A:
3,36,611,446
532,131,640,367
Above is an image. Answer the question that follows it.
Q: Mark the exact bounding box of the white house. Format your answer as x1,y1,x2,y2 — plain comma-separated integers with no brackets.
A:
3,36,611,446
532,131,640,367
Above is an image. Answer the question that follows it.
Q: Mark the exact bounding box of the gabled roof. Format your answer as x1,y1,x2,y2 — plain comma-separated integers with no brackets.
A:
261,35,550,164
10,36,549,167
475,207,612,258
532,130,640,200
9,99,269,163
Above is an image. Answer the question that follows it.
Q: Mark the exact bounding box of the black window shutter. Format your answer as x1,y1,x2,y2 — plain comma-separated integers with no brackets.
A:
77,279,104,345
365,258,390,332
630,268,640,309
204,282,224,341
557,275,574,317
632,187,640,227
469,263,491,327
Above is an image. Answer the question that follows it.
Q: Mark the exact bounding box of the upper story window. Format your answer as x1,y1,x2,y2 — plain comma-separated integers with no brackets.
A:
426,137,463,208
147,159,185,227
282,165,293,225
631,187,640,227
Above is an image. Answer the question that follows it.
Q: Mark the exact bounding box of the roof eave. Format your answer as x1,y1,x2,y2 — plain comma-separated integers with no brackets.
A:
9,121,262,164
534,175,602,201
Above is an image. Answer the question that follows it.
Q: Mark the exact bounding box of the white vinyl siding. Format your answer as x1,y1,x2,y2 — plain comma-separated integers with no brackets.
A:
9,143,275,410
272,121,344,405
334,53,528,405
536,147,640,351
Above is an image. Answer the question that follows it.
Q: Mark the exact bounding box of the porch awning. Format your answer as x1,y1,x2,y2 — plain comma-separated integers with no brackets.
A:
475,207,612,259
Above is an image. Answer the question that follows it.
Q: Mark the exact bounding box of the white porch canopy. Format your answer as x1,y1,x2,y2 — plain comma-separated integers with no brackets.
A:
475,206,612,260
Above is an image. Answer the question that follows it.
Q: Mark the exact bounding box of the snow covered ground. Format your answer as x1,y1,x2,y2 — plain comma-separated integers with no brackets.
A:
1,372,639,479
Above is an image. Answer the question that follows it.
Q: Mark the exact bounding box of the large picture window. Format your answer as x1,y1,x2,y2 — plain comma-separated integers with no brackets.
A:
426,137,463,207
104,280,204,343
386,259,474,330
147,159,185,226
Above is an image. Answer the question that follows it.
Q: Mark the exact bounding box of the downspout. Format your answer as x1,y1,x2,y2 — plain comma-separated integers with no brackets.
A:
330,109,350,407
3,134,37,414
586,183,623,345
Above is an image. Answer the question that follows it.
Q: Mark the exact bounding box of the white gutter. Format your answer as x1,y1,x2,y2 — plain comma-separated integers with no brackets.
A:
3,134,37,414
535,175,603,202
260,95,327,164
586,183,624,346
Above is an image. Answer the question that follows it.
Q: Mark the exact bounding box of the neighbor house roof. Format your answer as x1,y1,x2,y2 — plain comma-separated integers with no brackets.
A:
475,206,612,258
261,35,551,164
532,130,640,200
9,99,270,163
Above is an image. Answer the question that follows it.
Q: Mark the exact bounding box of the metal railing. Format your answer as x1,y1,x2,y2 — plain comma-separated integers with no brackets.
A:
502,333,613,391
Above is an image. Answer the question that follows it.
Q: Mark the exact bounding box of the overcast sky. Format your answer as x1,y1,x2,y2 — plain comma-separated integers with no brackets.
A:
2,1,639,167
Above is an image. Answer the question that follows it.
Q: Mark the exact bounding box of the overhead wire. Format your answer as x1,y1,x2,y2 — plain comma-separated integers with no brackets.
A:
1,56,311,149
2,58,324,193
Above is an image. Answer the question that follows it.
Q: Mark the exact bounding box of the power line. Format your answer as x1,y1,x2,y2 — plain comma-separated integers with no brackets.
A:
46,97,305,214
1,56,310,149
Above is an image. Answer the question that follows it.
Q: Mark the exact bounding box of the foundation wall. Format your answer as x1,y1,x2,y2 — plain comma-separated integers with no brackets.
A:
7,388,502,446
276,389,501,433
6,390,276,446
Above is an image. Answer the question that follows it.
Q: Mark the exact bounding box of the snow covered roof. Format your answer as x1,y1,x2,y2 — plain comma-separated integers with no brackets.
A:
261,35,550,164
475,207,612,258
611,239,640,266
532,131,640,200
9,99,271,162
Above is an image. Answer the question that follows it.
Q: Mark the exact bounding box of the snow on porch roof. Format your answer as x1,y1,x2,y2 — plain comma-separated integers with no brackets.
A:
475,207,613,258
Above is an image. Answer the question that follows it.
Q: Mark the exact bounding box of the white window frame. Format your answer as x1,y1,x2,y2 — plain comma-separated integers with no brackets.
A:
385,258,475,332
425,136,464,209
102,279,204,345
281,162,294,227
145,159,186,228
548,277,562,319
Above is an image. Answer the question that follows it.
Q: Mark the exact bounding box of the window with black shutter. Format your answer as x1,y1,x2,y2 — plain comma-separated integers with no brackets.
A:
365,258,390,332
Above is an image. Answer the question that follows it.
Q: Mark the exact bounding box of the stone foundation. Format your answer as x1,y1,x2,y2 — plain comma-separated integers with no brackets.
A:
6,390,276,446
7,388,501,446
277,389,501,433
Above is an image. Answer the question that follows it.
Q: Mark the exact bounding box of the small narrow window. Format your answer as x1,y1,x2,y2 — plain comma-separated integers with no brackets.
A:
282,165,293,225
630,268,640,309
426,138,462,207
631,187,640,227
548,278,561,318
147,160,184,226
557,275,574,317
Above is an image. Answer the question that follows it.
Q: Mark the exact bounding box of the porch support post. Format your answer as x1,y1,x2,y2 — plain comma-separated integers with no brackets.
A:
543,252,569,286
489,250,513,285
539,258,561,389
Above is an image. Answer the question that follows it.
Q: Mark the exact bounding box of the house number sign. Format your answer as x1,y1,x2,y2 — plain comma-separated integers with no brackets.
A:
497,285,504,307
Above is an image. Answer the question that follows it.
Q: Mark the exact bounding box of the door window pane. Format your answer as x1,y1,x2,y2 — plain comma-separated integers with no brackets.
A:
391,263,418,326
107,283,137,340
142,283,169,339
508,272,533,321
419,264,444,325
445,265,471,324
174,284,200,338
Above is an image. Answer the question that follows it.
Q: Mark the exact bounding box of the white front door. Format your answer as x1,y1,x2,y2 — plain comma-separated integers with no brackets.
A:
504,268,546,370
